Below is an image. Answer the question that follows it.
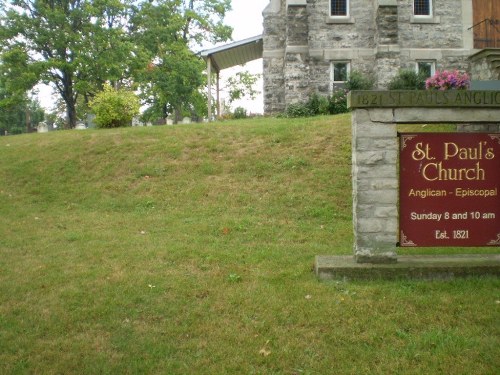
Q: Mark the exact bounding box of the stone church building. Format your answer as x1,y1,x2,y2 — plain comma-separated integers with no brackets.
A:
262,0,500,114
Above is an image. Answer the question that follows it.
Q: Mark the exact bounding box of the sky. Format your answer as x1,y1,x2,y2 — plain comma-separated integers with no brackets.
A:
37,0,270,115
217,0,269,114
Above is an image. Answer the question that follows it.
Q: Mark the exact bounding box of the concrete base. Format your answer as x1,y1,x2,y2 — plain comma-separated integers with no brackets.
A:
315,254,500,281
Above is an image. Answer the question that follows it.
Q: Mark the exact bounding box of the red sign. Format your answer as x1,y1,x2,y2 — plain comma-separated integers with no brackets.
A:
399,133,500,247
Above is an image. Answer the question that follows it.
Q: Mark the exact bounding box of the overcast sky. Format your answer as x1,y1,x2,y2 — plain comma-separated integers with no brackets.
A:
217,0,269,114
226,0,268,40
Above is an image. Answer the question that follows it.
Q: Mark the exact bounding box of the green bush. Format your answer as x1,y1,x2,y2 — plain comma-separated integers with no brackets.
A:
9,127,24,135
345,70,375,91
328,89,349,115
233,107,247,119
283,102,313,118
388,70,426,90
280,71,373,118
90,84,140,128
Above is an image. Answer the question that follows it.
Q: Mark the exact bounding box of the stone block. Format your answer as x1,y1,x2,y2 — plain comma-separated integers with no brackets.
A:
356,137,398,151
355,248,398,264
358,189,397,205
357,218,397,233
374,206,398,218
353,122,397,138
355,164,397,179
356,150,398,165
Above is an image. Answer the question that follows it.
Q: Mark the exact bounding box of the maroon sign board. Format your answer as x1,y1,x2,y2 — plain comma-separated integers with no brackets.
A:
399,133,500,247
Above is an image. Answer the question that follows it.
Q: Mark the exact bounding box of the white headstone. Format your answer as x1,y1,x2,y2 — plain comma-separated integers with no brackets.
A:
37,122,49,133
75,122,86,130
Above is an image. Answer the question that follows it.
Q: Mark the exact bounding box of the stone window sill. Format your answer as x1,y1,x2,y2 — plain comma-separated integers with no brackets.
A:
410,15,440,24
326,16,355,24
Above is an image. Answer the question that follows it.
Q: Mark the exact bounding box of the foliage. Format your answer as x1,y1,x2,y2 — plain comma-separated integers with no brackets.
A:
1,0,233,127
387,69,427,90
344,70,375,91
327,89,350,115
280,71,373,118
0,0,135,128
305,93,323,116
232,106,247,119
132,0,232,123
426,70,470,90
282,102,314,118
0,65,45,134
89,84,140,128
225,71,261,104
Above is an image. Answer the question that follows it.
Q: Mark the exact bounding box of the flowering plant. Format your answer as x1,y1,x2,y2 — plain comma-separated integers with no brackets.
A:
425,70,470,90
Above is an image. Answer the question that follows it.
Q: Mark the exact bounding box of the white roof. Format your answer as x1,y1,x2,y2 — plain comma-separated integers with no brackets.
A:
200,35,263,72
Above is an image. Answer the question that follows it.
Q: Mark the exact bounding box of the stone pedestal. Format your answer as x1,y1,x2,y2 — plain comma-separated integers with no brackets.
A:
349,90,500,263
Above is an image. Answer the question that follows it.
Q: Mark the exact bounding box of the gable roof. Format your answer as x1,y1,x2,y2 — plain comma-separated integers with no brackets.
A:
199,35,263,72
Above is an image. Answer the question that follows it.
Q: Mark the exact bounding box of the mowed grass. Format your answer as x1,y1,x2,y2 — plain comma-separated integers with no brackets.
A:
0,115,498,374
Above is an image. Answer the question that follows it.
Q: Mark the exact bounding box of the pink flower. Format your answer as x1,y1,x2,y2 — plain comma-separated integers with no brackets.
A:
426,70,470,90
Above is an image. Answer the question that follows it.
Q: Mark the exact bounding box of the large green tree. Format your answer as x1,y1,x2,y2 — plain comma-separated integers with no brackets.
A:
0,50,45,134
0,0,233,126
0,0,134,128
131,0,232,122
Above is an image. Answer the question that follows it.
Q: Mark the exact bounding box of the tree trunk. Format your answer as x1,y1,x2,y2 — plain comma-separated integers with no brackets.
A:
25,107,31,133
66,98,77,129
60,71,77,129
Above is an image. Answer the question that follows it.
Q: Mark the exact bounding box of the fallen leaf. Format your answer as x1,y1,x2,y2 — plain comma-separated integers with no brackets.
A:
259,348,271,357
259,340,271,356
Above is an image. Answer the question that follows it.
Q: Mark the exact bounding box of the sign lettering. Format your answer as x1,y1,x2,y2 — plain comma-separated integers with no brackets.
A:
399,133,500,247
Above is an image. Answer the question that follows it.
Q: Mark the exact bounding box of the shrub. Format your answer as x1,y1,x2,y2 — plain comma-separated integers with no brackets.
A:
90,84,140,128
345,70,375,91
425,70,470,90
306,93,320,116
328,89,349,115
233,107,248,119
283,102,313,118
9,127,24,135
388,70,426,90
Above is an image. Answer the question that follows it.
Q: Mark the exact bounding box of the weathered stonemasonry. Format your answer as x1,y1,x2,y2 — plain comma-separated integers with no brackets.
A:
263,0,482,115
349,91,500,263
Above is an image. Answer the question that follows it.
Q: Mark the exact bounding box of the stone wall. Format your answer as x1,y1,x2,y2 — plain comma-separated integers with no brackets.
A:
263,0,477,114
469,50,500,81
263,0,287,114
350,91,500,263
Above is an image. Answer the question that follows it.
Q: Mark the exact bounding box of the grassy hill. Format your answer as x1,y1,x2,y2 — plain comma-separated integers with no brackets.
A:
0,115,498,374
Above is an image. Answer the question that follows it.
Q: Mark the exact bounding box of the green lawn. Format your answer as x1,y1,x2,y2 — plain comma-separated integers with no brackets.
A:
0,115,498,374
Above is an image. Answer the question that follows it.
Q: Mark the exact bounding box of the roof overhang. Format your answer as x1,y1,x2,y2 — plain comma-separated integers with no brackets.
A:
200,35,263,73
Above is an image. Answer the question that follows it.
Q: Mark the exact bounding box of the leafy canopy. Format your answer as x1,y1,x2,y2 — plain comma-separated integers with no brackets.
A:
0,0,233,126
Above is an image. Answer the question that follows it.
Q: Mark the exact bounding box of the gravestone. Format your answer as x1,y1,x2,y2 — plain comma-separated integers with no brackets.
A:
37,122,49,133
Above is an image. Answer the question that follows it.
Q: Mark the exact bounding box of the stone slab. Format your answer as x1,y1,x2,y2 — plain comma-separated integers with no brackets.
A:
348,90,500,109
315,254,500,281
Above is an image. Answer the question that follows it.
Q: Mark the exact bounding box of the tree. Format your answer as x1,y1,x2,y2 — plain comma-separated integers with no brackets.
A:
225,70,261,105
0,0,135,128
0,55,44,134
1,0,234,126
131,0,232,123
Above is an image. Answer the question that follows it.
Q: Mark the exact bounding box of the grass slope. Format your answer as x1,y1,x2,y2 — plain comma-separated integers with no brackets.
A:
0,115,498,374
